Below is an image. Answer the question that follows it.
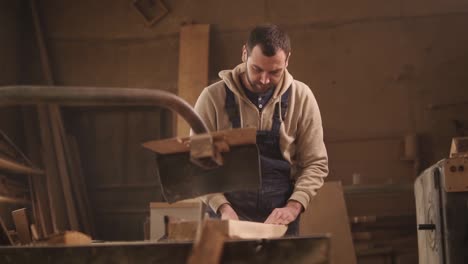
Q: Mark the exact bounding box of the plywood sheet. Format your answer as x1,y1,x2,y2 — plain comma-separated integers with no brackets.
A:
300,181,357,264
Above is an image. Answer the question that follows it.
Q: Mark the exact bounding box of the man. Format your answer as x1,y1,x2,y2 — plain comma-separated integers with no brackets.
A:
194,24,328,235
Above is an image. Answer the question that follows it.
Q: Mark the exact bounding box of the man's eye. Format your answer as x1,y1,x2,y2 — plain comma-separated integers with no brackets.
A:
271,71,281,76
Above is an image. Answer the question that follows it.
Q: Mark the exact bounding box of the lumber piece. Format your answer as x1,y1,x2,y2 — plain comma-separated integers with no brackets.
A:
22,108,54,237
300,181,357,264
48,107,79,231
0,157,44,175
31,0,66,234
12,208,32,244
168,219,287,241
187,220,226,264
38,231,92,245
0,217,14,245
67,135,95,236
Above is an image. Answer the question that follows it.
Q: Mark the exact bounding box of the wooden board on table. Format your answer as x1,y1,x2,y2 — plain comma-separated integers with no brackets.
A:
300,181,357,264
168,219,287,241
176,24,210,137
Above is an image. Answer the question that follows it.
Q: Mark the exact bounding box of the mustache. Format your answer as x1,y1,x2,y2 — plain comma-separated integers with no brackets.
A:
255,83,275,89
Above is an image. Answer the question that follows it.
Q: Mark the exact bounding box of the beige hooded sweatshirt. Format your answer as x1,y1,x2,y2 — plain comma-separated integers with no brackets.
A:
194,63,328,213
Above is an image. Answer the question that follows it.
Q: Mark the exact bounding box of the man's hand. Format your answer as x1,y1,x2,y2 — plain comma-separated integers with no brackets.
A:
218,203,239,220
264,200,303,225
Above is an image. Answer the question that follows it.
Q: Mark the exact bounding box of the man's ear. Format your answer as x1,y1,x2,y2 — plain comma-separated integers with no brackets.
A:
242,45,247,62
285,52,291,68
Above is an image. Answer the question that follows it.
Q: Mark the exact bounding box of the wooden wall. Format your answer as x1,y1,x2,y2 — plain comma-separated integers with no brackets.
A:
63,108,166,240
0,0,24,149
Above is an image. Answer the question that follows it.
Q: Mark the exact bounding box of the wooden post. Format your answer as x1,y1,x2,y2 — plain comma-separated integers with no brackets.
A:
176,24,210,137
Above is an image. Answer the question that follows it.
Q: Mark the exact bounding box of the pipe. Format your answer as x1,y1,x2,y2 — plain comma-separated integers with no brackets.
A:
0,85,209,134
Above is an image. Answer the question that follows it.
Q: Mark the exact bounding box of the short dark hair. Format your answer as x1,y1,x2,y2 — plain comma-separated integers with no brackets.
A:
246,24,291,57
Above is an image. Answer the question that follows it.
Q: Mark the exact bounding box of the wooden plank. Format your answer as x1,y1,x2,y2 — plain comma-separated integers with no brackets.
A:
300,181,357,264
142,127,257,154
12,208,32,244
0,217,14,245
22,107,54,237
0,156,44,175
48,106,79,231
64,135,90,235
176,24,210,137
30,224,39,241
67,135,95,236
167,220,199,241
30,0,54,84
31,0,73,234
0,127,47,238
40,231,91,245
38,107,67,232
187,220,226,264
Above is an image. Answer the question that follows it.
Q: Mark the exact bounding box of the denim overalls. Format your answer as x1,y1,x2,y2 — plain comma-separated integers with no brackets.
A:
223,84,299,236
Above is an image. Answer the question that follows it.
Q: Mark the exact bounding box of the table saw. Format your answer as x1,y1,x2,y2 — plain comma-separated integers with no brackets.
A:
0,85,331,263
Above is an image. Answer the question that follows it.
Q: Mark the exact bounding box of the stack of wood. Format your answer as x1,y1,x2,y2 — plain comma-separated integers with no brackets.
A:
23,114,95,239
1,206,91,246
0,130,37,245
10,0,96,242
350,214,418,263
0,127,94,245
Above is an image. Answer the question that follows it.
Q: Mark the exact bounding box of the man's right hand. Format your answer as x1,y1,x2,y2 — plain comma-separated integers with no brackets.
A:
218,203,239,220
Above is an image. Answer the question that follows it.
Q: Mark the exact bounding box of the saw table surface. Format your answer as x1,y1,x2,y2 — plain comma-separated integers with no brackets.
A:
0,235,330,264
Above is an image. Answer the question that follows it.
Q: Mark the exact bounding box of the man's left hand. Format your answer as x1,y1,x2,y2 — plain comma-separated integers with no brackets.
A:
264,200,303,225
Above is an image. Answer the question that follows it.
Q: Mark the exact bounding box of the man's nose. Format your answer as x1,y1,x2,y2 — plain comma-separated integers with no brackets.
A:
260,73,270,85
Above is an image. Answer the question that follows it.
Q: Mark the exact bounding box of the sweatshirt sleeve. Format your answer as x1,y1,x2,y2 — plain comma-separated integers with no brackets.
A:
193,87,231,213
288,89,329,210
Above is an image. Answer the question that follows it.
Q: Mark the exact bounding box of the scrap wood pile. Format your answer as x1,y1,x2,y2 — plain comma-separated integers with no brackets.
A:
0,127,94,246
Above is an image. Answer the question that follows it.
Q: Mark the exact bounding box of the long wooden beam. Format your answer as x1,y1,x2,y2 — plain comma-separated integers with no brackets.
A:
0,157,44,175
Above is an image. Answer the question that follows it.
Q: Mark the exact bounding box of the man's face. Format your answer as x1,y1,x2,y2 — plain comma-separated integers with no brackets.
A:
243,45,289,94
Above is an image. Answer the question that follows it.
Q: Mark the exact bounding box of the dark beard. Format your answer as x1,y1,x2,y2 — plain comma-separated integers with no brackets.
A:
244,68,275,94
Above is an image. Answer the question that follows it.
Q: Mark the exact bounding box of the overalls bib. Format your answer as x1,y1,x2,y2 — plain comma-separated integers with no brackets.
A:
223,84,299,236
